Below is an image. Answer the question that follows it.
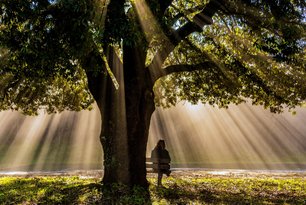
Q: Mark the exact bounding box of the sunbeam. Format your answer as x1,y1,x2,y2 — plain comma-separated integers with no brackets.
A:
148,102,306,170
1,102,306,172
0,107,102,172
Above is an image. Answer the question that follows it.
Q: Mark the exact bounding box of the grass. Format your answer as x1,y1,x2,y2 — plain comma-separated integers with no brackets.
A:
149,175,306,204
0,176,101,204
0,172,306,204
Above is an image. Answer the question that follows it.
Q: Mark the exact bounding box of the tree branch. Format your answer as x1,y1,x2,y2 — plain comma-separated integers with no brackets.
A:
148,0,225,83
185,37,286,103
145,0,173,16
158,0,173,15
152,62,216,82
170,5,207,26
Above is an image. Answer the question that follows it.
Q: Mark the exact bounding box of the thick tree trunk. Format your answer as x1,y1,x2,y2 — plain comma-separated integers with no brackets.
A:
123,45,155,188
126,91,155,188
83,0,155,189
85,48,130,185
85,46,155,188
99,54,130,185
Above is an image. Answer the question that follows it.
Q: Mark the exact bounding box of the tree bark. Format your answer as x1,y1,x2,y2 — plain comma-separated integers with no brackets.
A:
123,45,155,188
100,49,131,185
85,48,130,185
85,46,155,188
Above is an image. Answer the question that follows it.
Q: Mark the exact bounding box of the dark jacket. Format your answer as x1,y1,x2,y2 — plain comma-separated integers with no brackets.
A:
151,146,171,172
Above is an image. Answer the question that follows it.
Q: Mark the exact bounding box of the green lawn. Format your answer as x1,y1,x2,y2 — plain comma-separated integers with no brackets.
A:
0,172,305,204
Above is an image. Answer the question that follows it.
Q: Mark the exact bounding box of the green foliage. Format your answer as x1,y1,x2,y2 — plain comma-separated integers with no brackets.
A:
155,0,305,112
0,0,97,114
0,70,93,115
0,0,305,113
0,174,306,204
0,0,94,77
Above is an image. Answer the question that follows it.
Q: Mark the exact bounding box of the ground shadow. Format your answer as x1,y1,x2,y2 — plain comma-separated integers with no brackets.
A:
153,185,306,205
0,177,152,205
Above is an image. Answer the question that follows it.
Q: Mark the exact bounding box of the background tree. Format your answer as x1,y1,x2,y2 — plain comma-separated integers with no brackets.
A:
0,0,305,189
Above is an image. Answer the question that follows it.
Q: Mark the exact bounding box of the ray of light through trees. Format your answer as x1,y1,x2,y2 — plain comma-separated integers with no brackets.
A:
1,102,306,172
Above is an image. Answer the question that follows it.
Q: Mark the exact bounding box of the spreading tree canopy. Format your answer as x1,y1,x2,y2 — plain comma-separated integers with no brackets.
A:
0,0,305,188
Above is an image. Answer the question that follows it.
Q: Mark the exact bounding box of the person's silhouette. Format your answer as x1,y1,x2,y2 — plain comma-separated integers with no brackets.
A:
151,140,171,186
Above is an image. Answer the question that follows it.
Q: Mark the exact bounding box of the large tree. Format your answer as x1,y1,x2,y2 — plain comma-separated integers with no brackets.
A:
0,0,305,189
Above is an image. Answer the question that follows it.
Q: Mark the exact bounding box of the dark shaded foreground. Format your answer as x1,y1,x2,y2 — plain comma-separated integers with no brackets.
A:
0,170,305,204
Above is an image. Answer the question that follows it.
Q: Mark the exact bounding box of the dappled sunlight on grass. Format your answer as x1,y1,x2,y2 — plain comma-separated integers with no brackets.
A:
148,172,306,204
1,171,305,204
0,176,101,204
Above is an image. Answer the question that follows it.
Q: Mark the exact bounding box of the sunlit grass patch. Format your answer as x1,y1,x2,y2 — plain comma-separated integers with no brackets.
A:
0,173,306,204
149,175,306,204
0,176,101,204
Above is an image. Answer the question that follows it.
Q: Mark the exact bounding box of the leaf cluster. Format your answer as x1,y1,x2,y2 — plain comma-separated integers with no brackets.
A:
0,70,93,115
0,0,96,113
154,0,306,112
0,0,94,77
